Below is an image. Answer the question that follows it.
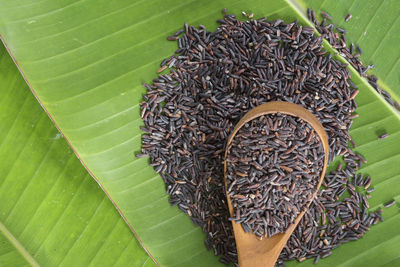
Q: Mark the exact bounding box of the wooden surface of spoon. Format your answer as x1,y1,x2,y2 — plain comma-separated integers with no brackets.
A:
224,101,330,267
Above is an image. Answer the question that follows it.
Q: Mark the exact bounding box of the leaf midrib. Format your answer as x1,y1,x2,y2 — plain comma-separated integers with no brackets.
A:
285,0,400,120
0,221,40,267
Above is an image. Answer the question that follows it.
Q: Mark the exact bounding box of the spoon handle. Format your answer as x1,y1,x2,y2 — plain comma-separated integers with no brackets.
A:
234,211,304,267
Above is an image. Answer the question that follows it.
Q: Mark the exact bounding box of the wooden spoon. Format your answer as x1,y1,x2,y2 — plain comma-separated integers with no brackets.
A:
224,101,330,267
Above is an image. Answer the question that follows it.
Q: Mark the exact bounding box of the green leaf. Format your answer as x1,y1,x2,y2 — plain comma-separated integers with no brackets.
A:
0,0,399,266
0,46,153,266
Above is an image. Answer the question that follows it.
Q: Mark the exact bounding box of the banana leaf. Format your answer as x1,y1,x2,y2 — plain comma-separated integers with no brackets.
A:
0,46,153,266
0,0,399,266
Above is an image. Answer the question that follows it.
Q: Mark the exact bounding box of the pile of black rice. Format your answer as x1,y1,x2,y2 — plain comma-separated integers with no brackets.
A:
138,12,383,265
226,113,324,238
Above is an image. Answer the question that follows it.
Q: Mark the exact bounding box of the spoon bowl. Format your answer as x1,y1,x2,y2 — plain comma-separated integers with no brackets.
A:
224,101,330,267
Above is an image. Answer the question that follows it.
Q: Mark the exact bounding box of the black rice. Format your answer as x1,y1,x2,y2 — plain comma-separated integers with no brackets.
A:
321,11,332,20
345,14,352,22
378,133,389,139
139,13,380,265
226,114,324,238
384,200,396,208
